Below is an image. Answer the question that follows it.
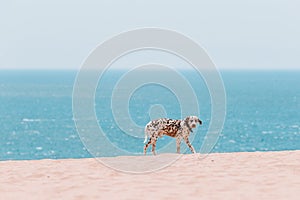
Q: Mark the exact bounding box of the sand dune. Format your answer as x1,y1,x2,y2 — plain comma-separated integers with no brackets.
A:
1,151,299,200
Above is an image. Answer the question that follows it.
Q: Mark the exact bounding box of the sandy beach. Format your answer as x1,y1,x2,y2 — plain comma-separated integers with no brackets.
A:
1,150,299,200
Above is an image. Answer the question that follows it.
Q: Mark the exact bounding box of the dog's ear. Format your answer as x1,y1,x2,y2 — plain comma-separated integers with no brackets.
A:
185,116,190,124
198,118,202,125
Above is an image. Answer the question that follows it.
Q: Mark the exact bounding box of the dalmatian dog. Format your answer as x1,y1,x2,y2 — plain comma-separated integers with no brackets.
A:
143,116,202,155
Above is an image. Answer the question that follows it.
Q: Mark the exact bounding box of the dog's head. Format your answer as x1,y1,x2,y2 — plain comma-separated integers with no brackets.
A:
185,116,202,129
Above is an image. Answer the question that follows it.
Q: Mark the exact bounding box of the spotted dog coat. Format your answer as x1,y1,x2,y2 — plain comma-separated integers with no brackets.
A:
143,116,202,155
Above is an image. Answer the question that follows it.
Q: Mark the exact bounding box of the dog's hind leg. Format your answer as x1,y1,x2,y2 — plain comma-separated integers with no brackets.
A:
151,140,157,155
183,136,196,154
144,139,152,155
176,136,181,153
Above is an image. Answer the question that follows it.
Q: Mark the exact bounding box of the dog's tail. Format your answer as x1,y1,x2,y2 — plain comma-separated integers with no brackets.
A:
143,127,148,144
143,135,148,144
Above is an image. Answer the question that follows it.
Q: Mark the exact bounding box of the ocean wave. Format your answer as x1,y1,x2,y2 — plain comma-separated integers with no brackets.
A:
22,118,56,122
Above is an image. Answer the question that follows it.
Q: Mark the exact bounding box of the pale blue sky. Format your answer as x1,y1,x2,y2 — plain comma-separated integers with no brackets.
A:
0,0,299,70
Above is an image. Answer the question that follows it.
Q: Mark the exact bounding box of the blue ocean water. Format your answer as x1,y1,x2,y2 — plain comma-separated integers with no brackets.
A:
0,70,299,160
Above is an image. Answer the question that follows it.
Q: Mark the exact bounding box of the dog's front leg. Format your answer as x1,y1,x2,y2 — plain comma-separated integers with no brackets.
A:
183,136,196,154
176,136,181,153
